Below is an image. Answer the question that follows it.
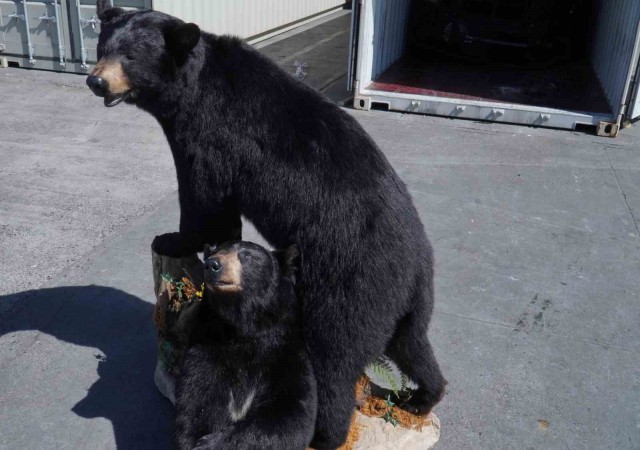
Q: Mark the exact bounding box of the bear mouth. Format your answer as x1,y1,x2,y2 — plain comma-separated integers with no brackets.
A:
104,91,130,107
206,281,240,292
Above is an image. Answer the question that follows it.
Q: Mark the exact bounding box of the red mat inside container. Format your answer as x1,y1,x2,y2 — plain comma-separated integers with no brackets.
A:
368,57,612,115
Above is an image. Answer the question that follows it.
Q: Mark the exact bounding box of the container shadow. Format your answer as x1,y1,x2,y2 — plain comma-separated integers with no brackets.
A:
0,285,173,450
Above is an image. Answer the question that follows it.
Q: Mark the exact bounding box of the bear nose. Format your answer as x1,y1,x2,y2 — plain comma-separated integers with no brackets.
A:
206,258,222,272
86,75,107,97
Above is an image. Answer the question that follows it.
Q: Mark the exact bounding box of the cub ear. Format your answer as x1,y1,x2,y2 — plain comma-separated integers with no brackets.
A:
275,245,300,283
96,0,125,23
203,243,217,259
164,22,201,65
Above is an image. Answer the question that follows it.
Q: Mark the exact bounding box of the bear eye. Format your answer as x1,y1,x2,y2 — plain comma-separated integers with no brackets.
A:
238,250,251,263
125,54,135,61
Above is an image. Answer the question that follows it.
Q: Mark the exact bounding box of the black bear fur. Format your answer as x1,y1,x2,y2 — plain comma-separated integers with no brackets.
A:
175,241,316,450
93,3,446,447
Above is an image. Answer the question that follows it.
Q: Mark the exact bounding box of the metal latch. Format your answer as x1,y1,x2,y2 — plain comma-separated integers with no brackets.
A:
80,14,100,29
7,11,25,21
38,13,56,22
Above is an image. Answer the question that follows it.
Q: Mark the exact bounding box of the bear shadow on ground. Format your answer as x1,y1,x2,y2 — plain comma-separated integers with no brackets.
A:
0,285,173,450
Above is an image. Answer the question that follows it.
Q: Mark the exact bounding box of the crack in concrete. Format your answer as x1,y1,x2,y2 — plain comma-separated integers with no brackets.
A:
604,148,640,237
435,310,640,355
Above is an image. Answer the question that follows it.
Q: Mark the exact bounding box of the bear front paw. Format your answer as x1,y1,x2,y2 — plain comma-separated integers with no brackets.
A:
401,380,447,415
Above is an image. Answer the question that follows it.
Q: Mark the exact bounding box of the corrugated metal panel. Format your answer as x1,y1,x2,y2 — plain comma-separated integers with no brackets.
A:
590,0,640,117
370,0,410,80
153,0,345,39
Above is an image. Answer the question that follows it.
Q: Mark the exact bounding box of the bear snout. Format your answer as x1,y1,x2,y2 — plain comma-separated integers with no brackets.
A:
204,258,224,286
205,258,223,273
86,59,132,107
86,75,108,98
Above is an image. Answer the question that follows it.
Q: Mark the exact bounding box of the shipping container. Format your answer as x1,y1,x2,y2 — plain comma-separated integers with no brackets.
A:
350,0,640,136
0,0,348,72
153,0,347,43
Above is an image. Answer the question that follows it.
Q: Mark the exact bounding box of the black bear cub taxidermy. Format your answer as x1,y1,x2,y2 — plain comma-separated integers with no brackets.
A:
174,241,316,450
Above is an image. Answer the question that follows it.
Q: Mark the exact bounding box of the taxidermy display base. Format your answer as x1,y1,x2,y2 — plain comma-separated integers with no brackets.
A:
151,249,441,450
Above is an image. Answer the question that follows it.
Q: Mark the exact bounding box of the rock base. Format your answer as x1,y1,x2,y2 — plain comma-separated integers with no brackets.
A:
350,412,440,450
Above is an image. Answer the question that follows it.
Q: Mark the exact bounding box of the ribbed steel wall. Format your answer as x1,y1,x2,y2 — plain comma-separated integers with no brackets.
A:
153,0,345,39
370,0,411,80
590,0,640,114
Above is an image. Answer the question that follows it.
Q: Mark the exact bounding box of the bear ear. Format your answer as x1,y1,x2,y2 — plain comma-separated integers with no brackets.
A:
164,22,201,66
96,0,125,23
203,243,217,259
275,245,300,283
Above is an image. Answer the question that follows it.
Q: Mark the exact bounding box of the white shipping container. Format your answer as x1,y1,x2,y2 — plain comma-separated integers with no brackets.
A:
153,0,347,42
350,0,640,136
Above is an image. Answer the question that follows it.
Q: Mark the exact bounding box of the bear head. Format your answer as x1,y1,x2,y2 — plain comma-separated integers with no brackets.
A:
86,0,200,107
202,241,299,335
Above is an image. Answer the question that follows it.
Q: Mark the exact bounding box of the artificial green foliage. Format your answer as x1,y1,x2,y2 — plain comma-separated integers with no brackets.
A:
367,355,415,402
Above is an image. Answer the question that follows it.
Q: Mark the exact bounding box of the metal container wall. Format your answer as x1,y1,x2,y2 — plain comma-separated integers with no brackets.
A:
0,0,71,70
152,0,346,40
370,0,410,80
590,0,640,119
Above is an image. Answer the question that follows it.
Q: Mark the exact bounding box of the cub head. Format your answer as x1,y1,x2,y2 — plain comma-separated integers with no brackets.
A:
203,241,299,294
203,241,299,336
203,241,299,335
86,0,200,107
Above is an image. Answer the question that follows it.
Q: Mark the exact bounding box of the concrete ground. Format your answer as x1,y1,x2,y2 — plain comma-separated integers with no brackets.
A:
1,12,640,450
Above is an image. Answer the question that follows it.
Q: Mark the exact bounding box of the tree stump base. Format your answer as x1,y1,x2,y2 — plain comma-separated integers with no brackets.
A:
151,249,441,449
151,250,204,405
